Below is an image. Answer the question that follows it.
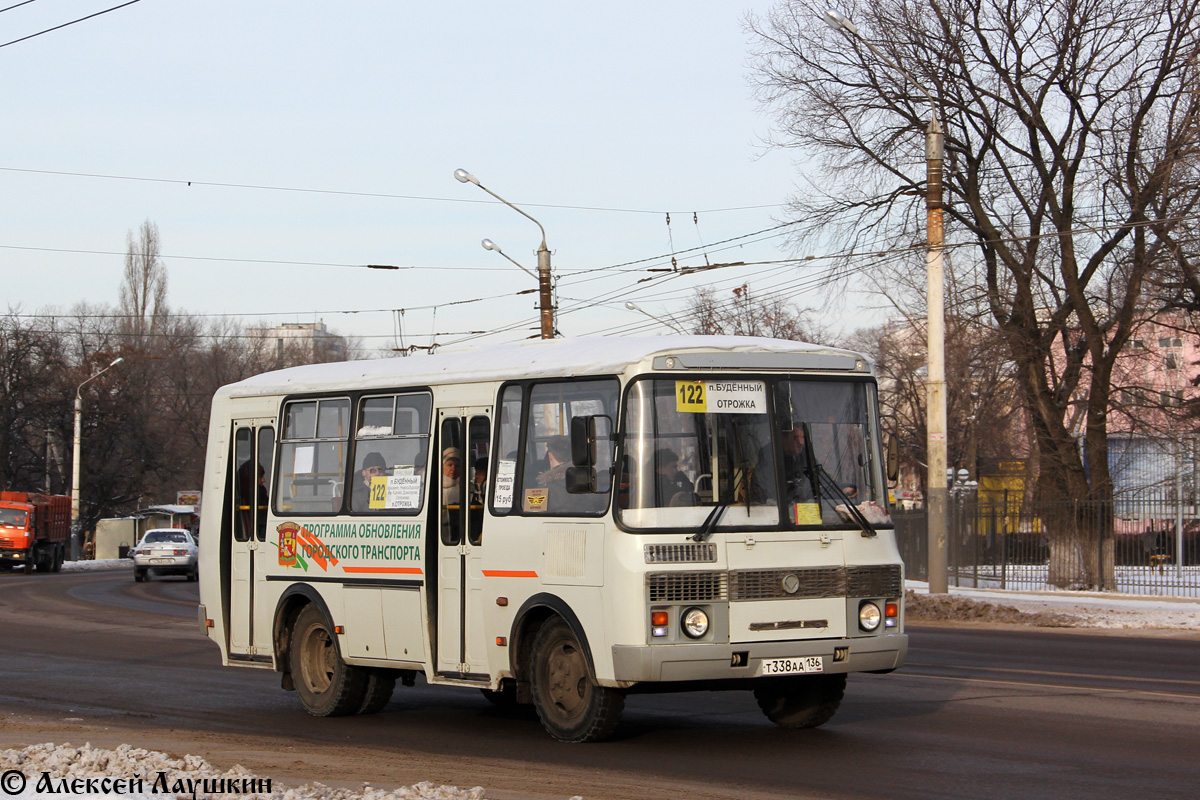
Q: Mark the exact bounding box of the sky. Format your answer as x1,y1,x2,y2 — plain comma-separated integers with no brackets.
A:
0,0,880,354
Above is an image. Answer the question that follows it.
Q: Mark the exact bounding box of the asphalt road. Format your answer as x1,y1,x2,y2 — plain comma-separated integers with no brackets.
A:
0,569,1197,800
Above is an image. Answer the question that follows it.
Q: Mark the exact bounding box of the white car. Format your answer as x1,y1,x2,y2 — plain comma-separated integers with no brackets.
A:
130,529,198,582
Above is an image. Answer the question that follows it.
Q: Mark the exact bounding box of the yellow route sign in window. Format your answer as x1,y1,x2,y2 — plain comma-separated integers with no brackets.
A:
676,380,707,412
676,380,766,414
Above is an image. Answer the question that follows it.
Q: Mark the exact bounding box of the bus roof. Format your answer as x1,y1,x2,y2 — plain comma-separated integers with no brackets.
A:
222,335,872,398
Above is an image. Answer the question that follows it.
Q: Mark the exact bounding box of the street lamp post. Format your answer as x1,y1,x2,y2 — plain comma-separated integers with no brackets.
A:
625,301,686,334
481,239,539,279
71,356,123,559
824,9,948,592
454,169,555,339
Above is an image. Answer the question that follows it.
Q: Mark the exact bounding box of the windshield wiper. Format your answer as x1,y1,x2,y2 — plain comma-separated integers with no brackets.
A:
813,465,876,537
692,503,729,542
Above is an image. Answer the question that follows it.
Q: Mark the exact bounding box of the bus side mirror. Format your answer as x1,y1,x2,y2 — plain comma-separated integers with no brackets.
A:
571,416,597,467
569,415,613,493
886,434,900,482
571,414,612,467
565,466,596,494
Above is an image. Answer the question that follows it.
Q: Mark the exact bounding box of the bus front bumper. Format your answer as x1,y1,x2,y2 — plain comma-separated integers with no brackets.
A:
610,633,907,683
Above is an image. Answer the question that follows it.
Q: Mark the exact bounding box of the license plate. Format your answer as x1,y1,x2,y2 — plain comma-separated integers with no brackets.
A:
759,656,823,676
150,558,172,564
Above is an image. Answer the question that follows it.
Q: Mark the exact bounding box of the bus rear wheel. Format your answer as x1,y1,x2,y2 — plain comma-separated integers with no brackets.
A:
754,673,846,729
529,618,623,743
357,669,396,715
290,604,366,717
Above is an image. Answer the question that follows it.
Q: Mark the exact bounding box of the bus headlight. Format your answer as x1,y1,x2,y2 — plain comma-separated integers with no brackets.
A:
682,607,709,639
859,601,882,632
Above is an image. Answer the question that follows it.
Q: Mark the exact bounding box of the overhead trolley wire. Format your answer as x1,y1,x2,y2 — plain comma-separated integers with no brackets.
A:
0,165,786,216
0,1,42,15
0,0,142,49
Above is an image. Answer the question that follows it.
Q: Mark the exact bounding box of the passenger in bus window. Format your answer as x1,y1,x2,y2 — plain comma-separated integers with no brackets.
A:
654,448,694,506
441,448,462,505
753,424,815,503
470,457,487,506
353,451,387,511
538,436,572,510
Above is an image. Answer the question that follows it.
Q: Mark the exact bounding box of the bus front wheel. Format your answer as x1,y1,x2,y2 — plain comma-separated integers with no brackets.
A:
290,604,367,717
754,673,846,729
529,618,624,743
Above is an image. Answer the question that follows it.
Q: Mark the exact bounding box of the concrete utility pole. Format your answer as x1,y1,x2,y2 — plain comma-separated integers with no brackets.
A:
824,9,948,592
455,169,555,339
925,118,948,594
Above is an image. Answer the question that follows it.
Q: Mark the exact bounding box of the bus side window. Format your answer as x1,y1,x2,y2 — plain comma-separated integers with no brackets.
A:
519,379,618,516
491,385,522,515
351,393,432,515
440,418,464,545
233,427,254,542
255,427,274,540
275,398,350,515
466,415,489,545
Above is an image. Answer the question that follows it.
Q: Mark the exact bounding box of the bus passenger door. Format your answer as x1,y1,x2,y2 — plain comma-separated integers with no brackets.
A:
435,408,491,678
228,421,275,659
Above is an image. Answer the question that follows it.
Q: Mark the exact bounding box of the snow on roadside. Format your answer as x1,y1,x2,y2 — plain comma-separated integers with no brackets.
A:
0,742,498,800
62,560,131,573
905,579,1200,631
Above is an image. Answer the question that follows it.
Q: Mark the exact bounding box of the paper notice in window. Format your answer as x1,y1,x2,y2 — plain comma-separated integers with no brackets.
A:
524,488,548,513
368,475,422,510
791,502,821,525
387,475,422,509
495,460,516,509
293,444,314,474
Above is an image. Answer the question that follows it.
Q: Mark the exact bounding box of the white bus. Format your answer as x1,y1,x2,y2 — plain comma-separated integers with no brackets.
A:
198,336,906,742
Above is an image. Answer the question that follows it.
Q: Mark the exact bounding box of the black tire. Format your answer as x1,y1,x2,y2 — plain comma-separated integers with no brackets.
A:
529,618,624,743
34,547,50,573
133,568,146,582
51,545,64,573
753,673,847,729
289,604,367,717
357,669,396,715
187,566,198,582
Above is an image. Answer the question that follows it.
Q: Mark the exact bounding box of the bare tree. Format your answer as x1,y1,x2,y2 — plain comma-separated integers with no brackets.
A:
119,219,169,342
747,0,1200,588
848,314,1023,494
686,283,827,341
0,311,72,492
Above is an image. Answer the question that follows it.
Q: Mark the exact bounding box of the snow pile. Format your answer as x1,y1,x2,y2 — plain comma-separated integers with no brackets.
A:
0,743,494,800
63,559,131,573
905,580,1200,631
905,590,1078,627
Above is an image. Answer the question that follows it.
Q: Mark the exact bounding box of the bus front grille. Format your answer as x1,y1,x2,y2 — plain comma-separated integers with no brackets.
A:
643,542,718,564
730,564,902,601
847,564,904,598
647,571,728,602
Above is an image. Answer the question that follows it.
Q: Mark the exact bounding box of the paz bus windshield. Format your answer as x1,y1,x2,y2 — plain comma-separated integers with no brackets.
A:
616,377,889,532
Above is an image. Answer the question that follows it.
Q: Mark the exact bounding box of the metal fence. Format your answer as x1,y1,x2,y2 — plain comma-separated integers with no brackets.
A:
894,496,1200,597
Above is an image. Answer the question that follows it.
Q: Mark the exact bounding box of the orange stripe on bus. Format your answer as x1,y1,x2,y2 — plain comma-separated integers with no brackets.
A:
342,566,423,574
481,570,539,578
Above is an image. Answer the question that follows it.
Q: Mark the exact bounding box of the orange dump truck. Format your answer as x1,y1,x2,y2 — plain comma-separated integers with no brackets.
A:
0,491,70,572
